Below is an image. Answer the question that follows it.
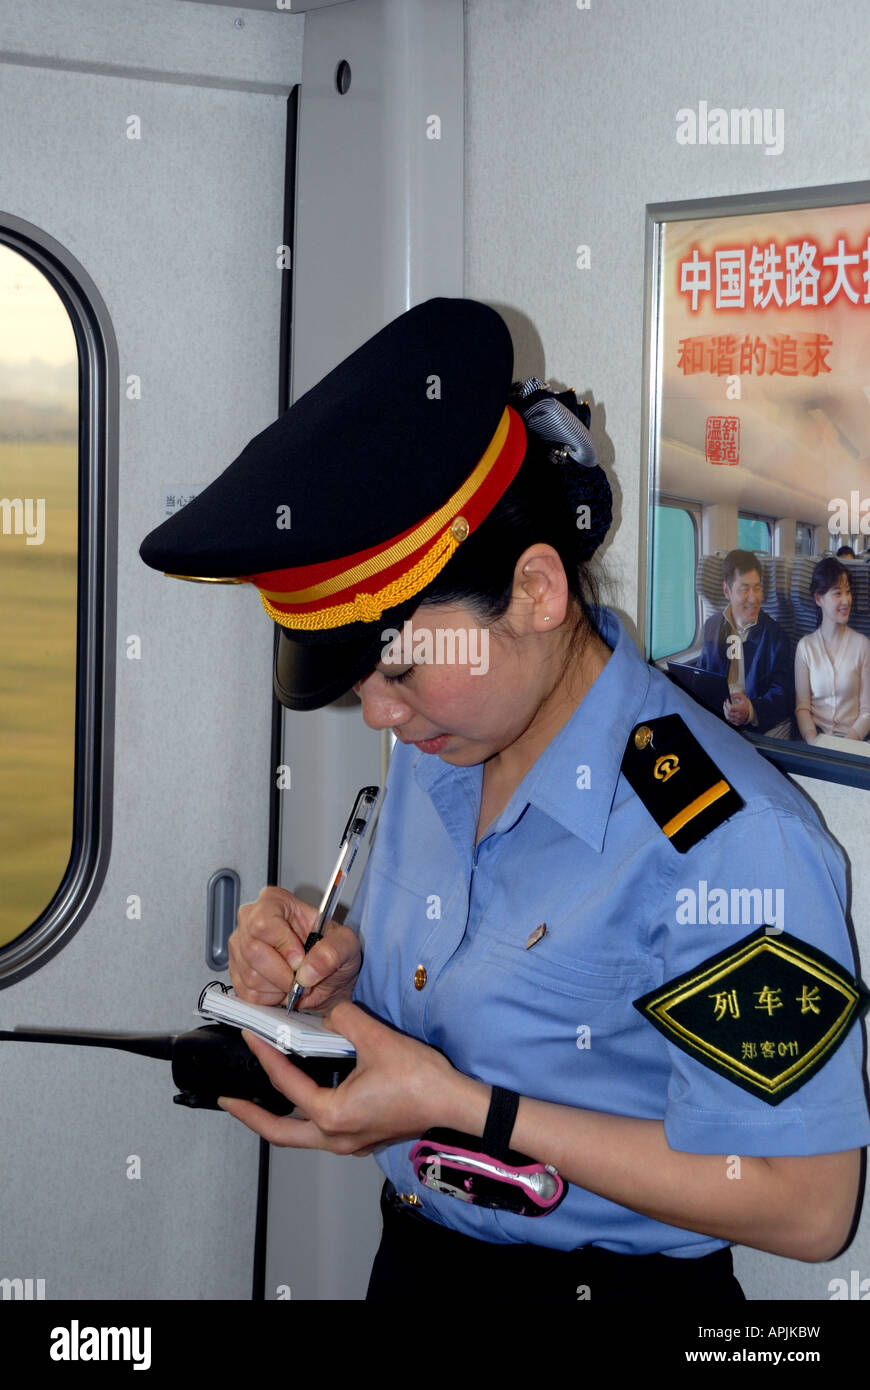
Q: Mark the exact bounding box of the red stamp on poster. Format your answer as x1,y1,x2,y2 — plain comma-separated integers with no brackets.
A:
705,415,740,465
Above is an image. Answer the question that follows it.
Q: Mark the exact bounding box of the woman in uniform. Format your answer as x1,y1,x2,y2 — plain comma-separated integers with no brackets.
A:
140,298,870,1302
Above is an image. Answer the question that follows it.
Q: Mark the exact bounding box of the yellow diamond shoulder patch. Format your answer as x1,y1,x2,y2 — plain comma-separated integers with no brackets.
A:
633,928,869,1105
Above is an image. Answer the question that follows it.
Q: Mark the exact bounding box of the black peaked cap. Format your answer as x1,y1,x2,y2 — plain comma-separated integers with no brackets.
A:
139,297,518,709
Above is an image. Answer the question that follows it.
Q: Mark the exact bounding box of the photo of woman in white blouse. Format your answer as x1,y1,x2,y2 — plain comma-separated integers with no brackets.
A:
795,557,870,744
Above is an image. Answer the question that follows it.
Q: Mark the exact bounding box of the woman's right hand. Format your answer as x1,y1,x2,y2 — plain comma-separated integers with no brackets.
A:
228,885,362,1013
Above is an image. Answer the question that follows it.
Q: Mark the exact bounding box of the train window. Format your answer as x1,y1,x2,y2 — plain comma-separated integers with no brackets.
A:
794,523,815,557
737,513,772,553
0,221,113,983
651,501,697,660
0,245,77,948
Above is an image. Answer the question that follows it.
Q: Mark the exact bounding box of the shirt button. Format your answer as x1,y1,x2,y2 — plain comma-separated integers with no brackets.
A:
399,1192,422,1207
634,724,652,749
414,964,427,990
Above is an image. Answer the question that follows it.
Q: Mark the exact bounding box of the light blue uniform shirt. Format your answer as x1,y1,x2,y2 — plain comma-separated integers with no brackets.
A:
349,609,870,1256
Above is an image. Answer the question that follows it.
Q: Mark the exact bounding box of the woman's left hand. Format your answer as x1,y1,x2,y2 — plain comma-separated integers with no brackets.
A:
216,1002,461,1156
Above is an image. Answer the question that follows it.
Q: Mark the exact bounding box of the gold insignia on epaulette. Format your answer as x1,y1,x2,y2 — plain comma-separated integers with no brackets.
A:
654,754,679,781
633,928,870,1104
621,714,743,851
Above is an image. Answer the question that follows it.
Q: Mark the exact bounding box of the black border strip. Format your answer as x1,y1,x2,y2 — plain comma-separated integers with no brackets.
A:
252,80,300,1305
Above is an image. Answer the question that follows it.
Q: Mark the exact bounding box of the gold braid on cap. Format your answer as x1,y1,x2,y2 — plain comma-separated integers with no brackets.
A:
254,405,525,630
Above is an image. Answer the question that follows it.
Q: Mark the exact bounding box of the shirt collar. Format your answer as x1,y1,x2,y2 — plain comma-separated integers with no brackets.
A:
723,604,758,639
411,608,651,855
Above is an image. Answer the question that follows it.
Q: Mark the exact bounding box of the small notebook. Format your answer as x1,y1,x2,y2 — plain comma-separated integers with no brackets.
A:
197,982,355,1058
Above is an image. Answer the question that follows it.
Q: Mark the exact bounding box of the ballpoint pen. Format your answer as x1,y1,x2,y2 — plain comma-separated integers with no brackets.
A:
285,785,381,1013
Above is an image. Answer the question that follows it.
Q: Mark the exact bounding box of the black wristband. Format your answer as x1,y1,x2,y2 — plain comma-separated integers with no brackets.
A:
481,1085,520,1160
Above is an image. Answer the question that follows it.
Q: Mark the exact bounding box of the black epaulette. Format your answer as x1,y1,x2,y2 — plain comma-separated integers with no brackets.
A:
620,714,743,853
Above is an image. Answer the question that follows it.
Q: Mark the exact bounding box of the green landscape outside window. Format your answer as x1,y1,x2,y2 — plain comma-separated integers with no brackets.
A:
737,516,770,553
0,244,78,947
651,504,696,660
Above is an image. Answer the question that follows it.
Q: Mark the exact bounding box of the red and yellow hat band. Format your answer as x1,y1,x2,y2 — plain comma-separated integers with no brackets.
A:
251,404,527,631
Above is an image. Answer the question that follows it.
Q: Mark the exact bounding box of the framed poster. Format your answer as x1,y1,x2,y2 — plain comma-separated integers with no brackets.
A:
642,181,870,788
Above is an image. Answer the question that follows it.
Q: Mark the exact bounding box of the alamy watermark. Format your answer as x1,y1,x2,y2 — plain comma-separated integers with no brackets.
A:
0,497,45,545
0,1276,45,1299
828,1270,870,1299
675,881,784,930
676,102,784,156
49,1320,151,1370
380,621,489,675
828,492,870,535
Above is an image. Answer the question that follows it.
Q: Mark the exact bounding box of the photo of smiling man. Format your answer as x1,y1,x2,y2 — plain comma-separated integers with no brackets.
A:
697,549,794,738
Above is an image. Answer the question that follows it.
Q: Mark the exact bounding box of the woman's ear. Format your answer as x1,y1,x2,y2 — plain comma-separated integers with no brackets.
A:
513,545,569,629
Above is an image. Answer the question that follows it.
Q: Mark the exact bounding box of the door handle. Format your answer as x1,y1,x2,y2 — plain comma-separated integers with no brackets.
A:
206,869,240,971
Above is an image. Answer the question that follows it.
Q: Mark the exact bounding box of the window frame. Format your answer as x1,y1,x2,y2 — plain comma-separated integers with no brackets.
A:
737,509,773,554
0,215,117,986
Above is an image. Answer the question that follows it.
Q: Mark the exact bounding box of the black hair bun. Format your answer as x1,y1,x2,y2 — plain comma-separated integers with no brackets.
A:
509,377,612,560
